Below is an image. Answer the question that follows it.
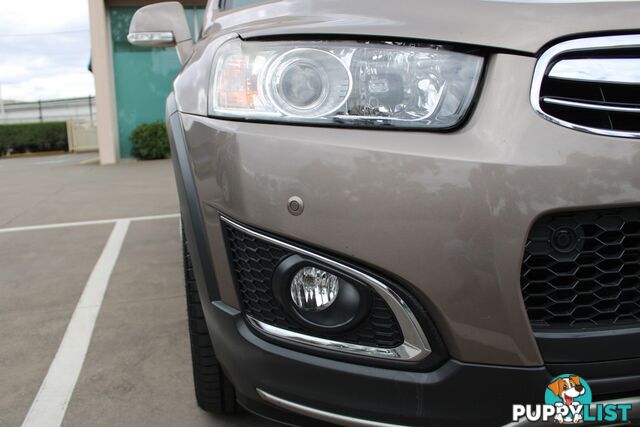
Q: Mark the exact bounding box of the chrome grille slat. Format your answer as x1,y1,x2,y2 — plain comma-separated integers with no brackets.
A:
549,58,640,85
542,97,640,114
531,34,640,139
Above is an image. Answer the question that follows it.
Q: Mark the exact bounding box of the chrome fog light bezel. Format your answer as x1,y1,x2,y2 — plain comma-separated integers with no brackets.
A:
219,215,433,362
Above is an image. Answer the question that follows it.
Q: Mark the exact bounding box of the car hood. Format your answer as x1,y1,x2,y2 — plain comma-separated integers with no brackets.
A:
207,0,640,54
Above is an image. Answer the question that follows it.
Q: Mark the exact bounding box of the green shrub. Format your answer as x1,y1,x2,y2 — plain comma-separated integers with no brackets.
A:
0,122,68,155
130,121,170,160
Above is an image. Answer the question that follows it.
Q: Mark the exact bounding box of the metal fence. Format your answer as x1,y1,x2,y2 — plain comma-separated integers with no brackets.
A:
0,97,96,124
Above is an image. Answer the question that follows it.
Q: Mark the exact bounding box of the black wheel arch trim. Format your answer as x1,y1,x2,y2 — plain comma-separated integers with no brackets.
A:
166,93,221,302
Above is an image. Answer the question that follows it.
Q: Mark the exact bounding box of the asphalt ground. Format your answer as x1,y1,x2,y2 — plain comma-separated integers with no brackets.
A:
0,154,275,427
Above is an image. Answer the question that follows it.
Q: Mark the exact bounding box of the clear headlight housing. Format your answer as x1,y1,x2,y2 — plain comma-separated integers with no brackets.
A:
209,39,483,129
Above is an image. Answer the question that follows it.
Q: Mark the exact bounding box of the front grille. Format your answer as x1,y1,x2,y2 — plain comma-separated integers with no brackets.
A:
521,207,640,329
532,35,640,138
540,77,640,134
222,222,404,348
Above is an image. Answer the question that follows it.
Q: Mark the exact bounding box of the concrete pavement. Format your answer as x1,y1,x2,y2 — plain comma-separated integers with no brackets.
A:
0,154,275,427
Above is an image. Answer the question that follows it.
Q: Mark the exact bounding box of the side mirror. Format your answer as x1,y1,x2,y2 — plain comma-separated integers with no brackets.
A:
127,1,194,65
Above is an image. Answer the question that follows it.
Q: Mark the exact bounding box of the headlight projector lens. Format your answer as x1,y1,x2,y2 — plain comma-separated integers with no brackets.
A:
272,255,372,331
265,48,352,118
290,267,339,311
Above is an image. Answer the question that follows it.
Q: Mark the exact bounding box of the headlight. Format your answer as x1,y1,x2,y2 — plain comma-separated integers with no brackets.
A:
209,39,484,129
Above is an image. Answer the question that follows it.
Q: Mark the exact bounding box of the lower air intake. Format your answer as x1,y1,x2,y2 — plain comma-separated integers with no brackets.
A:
521,207,640,329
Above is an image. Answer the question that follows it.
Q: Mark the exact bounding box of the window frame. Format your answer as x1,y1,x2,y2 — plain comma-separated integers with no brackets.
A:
219,0,265,11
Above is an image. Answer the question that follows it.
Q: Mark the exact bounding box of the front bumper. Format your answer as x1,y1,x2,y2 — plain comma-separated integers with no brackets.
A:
205,299,550,426
168,52,640,425
203,299,640,426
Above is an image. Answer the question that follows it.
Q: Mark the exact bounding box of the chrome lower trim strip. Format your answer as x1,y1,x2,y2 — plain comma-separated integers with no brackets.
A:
247,316,425,360
542,97,640,114
530,34,640,139
256,389,406,427
220,215,431,362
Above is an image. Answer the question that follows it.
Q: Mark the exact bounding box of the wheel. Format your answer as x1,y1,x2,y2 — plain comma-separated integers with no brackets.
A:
183,224,237,414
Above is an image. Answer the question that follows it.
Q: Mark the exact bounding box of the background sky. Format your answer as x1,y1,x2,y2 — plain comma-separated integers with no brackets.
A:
0,0,94,102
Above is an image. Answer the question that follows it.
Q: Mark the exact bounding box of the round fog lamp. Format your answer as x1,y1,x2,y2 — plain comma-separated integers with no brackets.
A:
290,267,339,311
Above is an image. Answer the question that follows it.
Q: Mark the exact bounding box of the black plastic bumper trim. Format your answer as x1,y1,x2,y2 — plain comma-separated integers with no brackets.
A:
166,102,220,301
535,325,640,363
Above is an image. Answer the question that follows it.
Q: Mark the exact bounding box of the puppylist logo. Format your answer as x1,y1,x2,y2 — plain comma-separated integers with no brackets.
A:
512,374,633,424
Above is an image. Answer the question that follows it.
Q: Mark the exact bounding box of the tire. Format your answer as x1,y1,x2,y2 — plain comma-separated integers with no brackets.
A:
183,225,237,414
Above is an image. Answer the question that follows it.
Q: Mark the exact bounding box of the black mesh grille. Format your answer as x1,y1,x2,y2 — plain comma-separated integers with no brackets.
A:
222,222,404,348
521,207,640,329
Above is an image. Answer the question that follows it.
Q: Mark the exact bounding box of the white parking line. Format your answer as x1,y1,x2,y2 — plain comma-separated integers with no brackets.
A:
0,213,180,234
21,220,131,427
17,213,182,426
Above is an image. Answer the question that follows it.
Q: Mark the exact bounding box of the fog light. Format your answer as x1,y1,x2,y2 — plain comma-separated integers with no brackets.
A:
290,267,339,311
273,255,371,331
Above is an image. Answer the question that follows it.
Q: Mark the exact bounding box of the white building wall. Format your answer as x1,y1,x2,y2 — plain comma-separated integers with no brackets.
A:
0,97,96,124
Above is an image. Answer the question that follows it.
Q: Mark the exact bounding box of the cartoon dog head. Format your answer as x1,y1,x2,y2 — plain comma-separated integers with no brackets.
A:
547,376,585,405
